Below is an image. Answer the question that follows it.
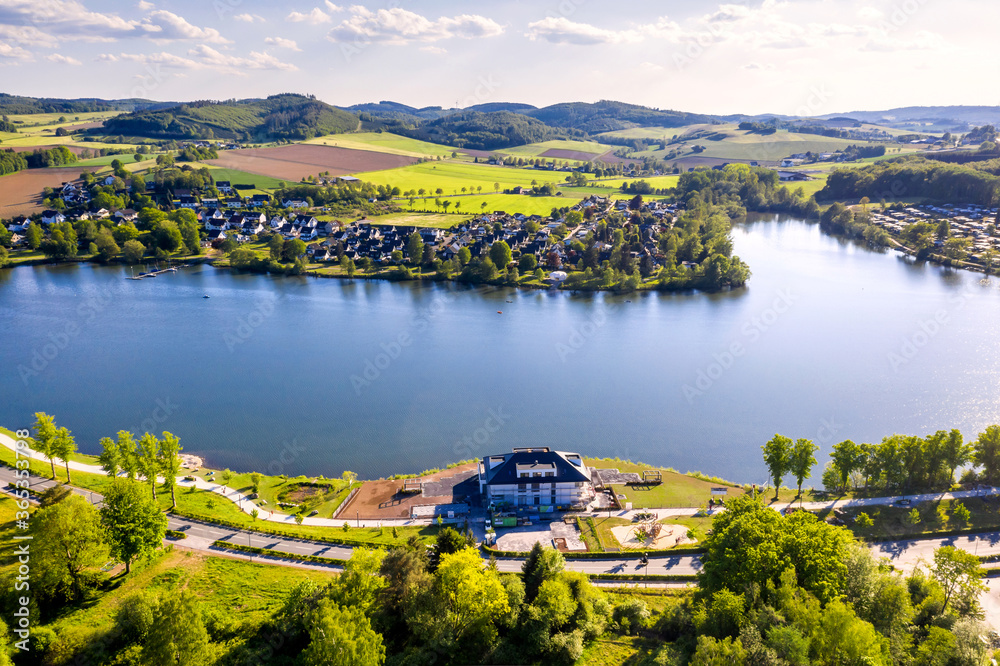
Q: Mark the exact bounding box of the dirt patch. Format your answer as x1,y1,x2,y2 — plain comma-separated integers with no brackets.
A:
540,148,602,161
339,464,479,520
595,151,634,165
611,523,697,550
0,167,98,218
206,144,419,181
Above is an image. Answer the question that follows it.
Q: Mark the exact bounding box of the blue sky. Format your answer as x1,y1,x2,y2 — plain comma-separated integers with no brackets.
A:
0,0,993,115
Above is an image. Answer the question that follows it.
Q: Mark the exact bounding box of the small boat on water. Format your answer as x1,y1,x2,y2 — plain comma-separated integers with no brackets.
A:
497,310,502,314
203,294,210,299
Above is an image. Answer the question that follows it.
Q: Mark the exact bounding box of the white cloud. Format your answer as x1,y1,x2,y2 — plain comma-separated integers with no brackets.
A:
525,17,640,45
0,41,31,60
420,46,447,55
137,0,154,9
188,44,298,71
639,61,664,72
0,24,58,47
264,37,301,51
234,13,264,23
0,0,149,41
96,53,119,62
287,7,332,23
119,51,204,69
858,6,883,21
143,10,231,44
328,7,504,44
324,1,343,12
45,53,82,65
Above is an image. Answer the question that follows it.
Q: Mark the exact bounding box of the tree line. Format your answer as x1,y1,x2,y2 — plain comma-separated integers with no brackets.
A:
759,426,1000,496
820,156,1000,206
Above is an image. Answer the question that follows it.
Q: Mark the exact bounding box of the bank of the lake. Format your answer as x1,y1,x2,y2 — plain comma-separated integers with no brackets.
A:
2,214,999,482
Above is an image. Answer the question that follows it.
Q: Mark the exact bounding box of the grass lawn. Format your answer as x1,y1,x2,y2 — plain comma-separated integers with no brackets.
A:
357,159,574,193
586,458,746,508
202,165,288,192
0,427,438,546
30,544,333,661
306,131,455,158
592,516,711,551
780,173,830,199
837,496,1000,541
598,175,680,190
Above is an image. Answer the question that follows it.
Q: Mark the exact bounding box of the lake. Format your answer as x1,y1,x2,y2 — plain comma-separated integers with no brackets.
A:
3,215,999,484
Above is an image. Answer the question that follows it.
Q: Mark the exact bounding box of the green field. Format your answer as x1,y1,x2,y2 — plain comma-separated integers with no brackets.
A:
359,159,575,193
598,123,719,141
501,139,617,158
69,154,156,168
5,110,118,126
404,192,583,216
599,175,680,190
306,131,456,157
203,165,288,192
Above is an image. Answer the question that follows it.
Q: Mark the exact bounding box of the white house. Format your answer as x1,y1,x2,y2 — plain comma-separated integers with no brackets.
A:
478,448,593,508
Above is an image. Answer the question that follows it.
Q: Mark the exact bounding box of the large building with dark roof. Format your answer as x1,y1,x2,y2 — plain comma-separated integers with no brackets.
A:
478,448,594,508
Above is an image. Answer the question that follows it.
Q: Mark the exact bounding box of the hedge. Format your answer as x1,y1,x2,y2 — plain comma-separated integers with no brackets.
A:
170,508,395,549
211,540,347,566
481,544,706,559
588,573,697,583
165,529,187,540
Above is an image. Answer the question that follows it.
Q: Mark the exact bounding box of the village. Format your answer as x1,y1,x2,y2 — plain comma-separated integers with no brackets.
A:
867,203,1000,262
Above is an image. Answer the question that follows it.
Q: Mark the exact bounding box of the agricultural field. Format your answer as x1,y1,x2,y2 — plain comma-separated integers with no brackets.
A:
369,212,467,228
202,165,288,191
4,110,119,126
598,123,720,141
501,138,617,159
599,175,680,190
359,160,574,194
0,166,98,217
402,192,583,217
305,131,455,158
205,144,419,181
70,153,156,168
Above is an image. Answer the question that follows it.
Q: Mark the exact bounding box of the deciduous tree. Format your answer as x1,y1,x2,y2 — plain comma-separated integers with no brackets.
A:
761,434,792,499
99,479,167,574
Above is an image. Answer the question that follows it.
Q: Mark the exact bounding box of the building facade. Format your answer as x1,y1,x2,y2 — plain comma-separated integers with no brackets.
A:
478,447,594,508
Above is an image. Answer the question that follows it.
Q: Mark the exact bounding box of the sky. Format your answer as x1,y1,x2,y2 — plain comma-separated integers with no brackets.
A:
0,0,995,116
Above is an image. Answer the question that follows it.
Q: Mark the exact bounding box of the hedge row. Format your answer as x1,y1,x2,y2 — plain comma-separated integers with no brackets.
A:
481,544,705,559
170,508,395,549
165,529,188,540
589,573,697,583
211,540,347,566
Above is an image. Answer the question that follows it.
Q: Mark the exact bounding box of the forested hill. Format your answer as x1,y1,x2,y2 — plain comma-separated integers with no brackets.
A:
103,94,358,141
350,99,715,136
400,110,560,150
0,93,170,115
526,100,714,133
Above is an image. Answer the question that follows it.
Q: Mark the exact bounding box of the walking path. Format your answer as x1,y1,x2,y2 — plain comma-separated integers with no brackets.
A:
6,431,1000,532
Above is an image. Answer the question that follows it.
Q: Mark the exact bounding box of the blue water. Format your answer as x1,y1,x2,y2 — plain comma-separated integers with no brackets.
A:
2,216,999,482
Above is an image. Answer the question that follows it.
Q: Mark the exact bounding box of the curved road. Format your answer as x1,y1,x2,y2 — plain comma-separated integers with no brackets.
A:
7,464,1000,581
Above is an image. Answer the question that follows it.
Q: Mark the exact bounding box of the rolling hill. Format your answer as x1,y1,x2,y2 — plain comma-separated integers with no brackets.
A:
102,94,359,141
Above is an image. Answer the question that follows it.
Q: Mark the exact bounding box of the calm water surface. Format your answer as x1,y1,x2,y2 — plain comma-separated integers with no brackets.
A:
2,215,999,482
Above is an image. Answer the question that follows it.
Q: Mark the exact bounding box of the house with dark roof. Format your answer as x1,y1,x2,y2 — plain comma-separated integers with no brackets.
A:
478,448,593,508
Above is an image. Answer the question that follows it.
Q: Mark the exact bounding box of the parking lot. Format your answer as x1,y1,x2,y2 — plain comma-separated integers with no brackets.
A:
494,519,587,552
